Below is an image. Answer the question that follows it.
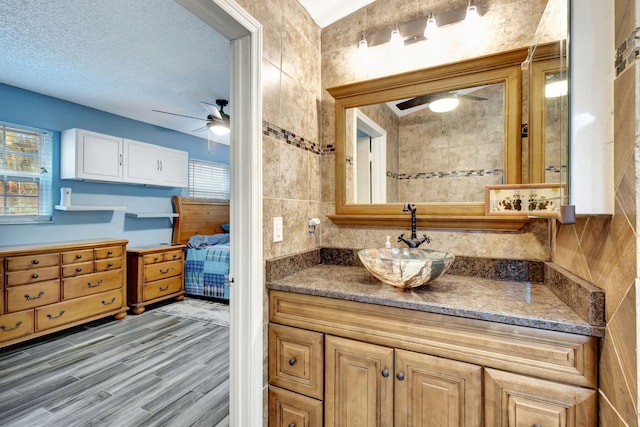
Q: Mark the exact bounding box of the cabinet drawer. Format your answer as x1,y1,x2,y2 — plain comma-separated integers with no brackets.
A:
63,270,122,300
95,257,122,272
0,310,34,342
142,276,183,301
36,289,124,331
94,246,123,260
6,253,59,272
144,260,182,282
163,249,183,262
269,385,322,427
62,261,95,278
62,249,94,265
143,253,165,265
269,323,324,400
7,280,60,312
6,266,60,287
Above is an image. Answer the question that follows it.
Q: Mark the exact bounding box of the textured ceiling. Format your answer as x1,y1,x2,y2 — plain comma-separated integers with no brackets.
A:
0,0,230,143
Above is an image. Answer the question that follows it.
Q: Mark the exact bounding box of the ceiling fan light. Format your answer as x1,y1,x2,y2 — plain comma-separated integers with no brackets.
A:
207,119,230,135
428,97,459,113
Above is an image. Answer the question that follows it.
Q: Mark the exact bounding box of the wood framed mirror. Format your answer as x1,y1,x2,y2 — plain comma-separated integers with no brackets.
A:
327,48,533,230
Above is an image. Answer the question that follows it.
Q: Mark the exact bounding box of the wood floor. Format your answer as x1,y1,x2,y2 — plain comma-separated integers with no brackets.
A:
0,303,230,427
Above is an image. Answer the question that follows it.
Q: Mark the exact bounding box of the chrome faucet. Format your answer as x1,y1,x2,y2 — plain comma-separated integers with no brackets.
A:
398,202,430,248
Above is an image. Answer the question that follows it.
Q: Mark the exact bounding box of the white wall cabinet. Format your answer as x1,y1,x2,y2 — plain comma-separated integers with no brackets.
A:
61,129,123,183
123,139,188,188
61,129,188,188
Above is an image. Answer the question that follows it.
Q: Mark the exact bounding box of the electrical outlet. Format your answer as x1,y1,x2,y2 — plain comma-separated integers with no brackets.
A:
273,217,283,242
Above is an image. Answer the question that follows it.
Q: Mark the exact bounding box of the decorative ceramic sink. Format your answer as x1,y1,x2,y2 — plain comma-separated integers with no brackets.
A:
358,247,455,289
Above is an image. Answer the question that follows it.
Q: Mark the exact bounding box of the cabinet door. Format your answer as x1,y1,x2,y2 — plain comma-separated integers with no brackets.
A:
63,129,123,182
158,146,188,187
484,368,596,427
269,385,322,427
325,335,393,427
395,349,482,427
123,139,159,185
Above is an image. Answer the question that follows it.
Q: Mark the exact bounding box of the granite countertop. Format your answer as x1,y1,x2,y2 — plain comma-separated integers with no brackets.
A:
267,264,604,337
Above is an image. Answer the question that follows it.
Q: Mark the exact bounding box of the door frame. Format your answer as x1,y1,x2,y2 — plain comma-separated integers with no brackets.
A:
176,0,263,425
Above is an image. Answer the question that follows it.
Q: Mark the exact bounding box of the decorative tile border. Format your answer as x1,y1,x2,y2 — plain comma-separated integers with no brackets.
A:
394,168,503,180
615,27,640,76
262,120,321,155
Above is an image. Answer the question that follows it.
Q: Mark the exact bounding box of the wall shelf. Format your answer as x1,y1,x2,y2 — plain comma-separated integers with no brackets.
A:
125,212,179,219
55,205,126,211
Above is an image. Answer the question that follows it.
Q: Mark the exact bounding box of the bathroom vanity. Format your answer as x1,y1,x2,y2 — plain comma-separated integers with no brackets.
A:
267,261,601,427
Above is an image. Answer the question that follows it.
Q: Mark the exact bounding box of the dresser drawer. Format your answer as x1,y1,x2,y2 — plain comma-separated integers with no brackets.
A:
143,253,165,265
0,310,34,342
269,323,324,399
163,249,183,262
36,289,124,331
144,260,182,282
268,385,323,427
6,253,59,272
143,276,183,301
7,280,60,312
95,257,122,272
94,246,123,260
62,249,94,265
6,266,60,287
62,269,122,300
62,261,95,278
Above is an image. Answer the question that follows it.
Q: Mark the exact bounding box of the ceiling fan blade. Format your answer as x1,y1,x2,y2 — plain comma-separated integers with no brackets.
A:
152,109,205,121
192,125,208,132
396,94,434,110
200,101,223,119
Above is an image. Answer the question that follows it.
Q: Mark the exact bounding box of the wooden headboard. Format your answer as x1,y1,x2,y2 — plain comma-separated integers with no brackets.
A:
171,196,230,245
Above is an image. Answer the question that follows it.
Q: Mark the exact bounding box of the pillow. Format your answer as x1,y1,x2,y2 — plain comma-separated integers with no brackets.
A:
207,233,230,245
220,223,230,233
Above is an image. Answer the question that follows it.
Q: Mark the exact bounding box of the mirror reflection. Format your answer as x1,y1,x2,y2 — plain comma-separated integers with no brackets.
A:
348,82,505,204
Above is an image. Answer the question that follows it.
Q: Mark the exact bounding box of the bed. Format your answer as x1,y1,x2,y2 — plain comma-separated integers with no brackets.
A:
171,196,230,300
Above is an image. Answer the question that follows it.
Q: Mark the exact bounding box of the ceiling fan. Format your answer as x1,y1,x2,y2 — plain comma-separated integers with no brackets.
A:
395,90,488,112
152,99,230,135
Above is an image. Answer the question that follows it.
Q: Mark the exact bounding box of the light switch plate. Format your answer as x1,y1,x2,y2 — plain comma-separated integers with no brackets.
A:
273,217,283,242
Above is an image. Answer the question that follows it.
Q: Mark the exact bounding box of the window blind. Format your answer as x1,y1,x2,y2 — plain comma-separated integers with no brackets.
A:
0,123,53,223
189,159,230,200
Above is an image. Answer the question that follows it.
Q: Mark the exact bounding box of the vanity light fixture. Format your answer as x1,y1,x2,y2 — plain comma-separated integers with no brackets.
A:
428,97,459,113
423,13,438,39
355,2,482,50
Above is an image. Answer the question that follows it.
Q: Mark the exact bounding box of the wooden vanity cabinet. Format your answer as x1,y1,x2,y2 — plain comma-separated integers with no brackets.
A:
126,244,186,314
269,290,598,427
0,239,128,348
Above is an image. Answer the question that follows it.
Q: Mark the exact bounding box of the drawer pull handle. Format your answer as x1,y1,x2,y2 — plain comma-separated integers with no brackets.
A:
1,321,23,331
288,424,295,427
33,259,39,265
288,358,296,366
47,311,65,319
381,369,389,378
159,268,170,274
108,251,113,255
32,273,39,279
76,267,83,272
533,425,542,427
396,372,405,381
102,297,117,305
159,285,169,291
154,256,160,261
76,254,83,259
107,262,114,268
88,279,103,288
25,291,45,300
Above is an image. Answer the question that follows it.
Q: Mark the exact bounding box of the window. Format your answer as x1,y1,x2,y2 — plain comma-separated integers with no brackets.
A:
0,123,53,223
189,159,230,200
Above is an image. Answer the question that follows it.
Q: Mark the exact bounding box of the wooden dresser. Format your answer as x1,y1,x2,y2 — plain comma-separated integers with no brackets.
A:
0,239,128,349
126,244,186,314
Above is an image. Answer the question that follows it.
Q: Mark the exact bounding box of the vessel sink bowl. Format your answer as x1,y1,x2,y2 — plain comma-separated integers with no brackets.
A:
358,248,455,289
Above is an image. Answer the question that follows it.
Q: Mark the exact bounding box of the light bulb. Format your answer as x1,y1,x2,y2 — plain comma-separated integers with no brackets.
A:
466,5,480,22
358,34,368,50
390,26,403,48
423,14,438,39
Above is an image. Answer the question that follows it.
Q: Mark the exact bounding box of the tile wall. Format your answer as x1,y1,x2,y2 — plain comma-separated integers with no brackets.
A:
550,0,638,423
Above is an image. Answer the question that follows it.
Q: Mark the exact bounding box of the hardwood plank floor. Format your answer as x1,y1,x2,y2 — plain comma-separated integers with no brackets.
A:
0,303,230,427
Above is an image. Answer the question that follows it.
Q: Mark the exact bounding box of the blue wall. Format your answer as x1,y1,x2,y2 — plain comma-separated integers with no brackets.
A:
0,84,229,247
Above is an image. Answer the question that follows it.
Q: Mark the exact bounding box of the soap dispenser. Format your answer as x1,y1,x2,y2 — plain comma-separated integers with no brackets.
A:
384,236,392,248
